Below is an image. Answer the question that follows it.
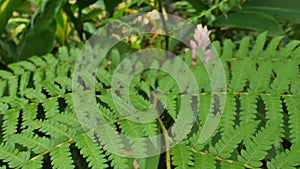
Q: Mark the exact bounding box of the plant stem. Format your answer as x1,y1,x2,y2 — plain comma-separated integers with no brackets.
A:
157,117,171,169
151,91,171,169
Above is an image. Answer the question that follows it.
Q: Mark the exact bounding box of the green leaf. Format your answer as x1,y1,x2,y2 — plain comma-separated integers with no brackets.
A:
171,141,193,169
0,144,30,168
50,143,74,169
74,134,108,169
185,0,207,12
243,0,300,23
17,0,63,60
267,145,300,169
212,121,258,158
220,161,244,169
214,11,283,36
191,153,216,169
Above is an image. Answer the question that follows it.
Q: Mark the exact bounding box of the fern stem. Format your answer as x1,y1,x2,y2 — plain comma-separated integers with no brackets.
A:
152,91,171,169
157,117,171,169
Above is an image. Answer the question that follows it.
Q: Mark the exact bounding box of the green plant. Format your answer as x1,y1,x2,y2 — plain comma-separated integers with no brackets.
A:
213,0,300,36
0,0,123,65
0,32,300,169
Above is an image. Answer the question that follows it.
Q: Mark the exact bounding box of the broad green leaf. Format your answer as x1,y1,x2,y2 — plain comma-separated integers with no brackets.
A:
243,0,300,23
214,11,283,36
17,0,64,60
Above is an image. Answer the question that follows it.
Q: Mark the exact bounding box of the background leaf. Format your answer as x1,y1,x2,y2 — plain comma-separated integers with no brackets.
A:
214,11,284,36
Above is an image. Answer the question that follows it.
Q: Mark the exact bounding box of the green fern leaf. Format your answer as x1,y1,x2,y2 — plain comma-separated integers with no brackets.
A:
0,80,6,97
19,71,31,96
32,120,76,139
0,144,30,168
267,145,300,169
291,45,300,59
221,39,235,59
10,133,52,154
48,112,82,129
238,95,284,167
156,93,177,120
50,143,74,169
264,36,284,58
42,97,59,118
171,141,193,169
95,124,125,157
249,32,267,57
220,161,244,169
8,63,25,75
229,59,255,92
74,134,108,169
198,94,211,126
271,61,298,93
8,76,18,96
191,153,215,169
42,80,65,96
284,96,300,144
236,36,250,58
239,94,257,124
212,121,258,158
22,156,43,169
280,40,300,58
119,119,147,156
249,60,272,92
172,95,194,142
108,153,129,169
2,109,20,141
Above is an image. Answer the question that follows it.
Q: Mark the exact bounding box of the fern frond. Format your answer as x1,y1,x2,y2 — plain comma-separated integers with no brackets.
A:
156,93,177,120
284,96,300,144
0,144,30,168
220,39,235,59
42,97,59,118
236,36,250,58
264,36,284,58
191,153,215,169
249,31,267,57
2,109,20,141
22,156,43,169
74,134,108,169
95,124,125,156
249,60,272,92
220,161,244,169
229,59,255,92
32,120,76,139
50,143,74,169
198,94,211,125
280,40,300,58
239,94,257,124
10,133,52,154
271,61,298,93
172,95,194,142
267,145,300,169
8,76,18,97
171,141,193,169
48,112,82,129
19,72,31,96
238,95,284,167
118,119,147,156
212,121,258,158
108,153,129,169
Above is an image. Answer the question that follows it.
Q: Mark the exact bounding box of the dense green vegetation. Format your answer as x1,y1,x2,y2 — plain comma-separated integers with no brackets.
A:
0,0,300,169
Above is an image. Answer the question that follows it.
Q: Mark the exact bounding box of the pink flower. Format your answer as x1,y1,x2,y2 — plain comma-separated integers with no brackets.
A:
190,24,211,66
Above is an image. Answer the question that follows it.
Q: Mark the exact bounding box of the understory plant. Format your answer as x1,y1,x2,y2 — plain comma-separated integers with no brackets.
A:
0,32,300,169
